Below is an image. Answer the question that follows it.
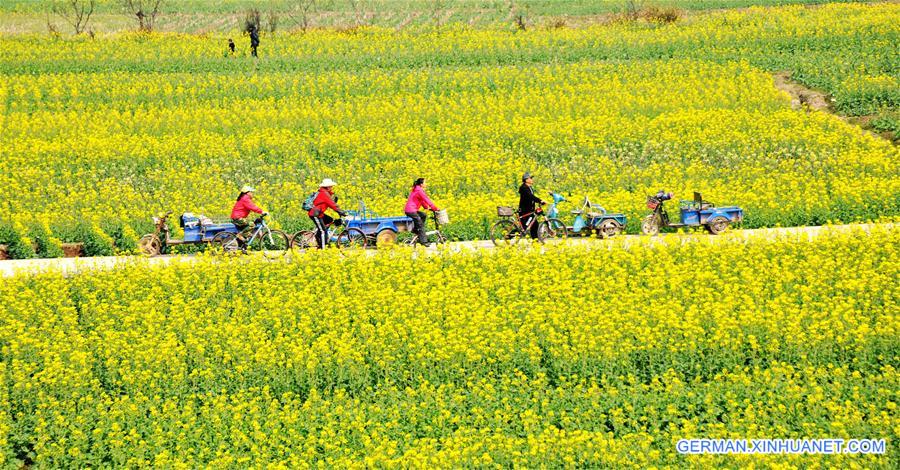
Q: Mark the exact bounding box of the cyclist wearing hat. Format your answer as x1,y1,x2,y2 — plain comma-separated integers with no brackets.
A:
231,185,267,243
308,178,348,249
518,172,545,239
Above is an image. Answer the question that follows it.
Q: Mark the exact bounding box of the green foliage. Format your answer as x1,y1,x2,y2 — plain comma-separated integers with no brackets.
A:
871,111,899,135
106,222,139,254
77,222,115,257
28,222,65,258
0,221,36,259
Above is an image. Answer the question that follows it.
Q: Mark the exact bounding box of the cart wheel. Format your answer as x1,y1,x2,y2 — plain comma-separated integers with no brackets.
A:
706,217,730,235
376,230,398,247
641,215,660,236
138,234,162,257
538,218,567,242
337,228,367,249
290,230,316,251
252,229,290,260
490,219,521,246
598,219,622,239
212,231,241,254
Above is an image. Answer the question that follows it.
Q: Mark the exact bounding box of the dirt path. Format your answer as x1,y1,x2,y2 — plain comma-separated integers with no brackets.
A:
773,72,832,112
773,71,896,143
1,223,892,278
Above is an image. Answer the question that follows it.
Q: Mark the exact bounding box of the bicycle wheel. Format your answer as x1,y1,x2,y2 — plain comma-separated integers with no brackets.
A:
538,218,568,242
490,219,522,246
212,231,241,254
336,228,367,249
290,230,316,251
397,231,418,246
251,229,290,259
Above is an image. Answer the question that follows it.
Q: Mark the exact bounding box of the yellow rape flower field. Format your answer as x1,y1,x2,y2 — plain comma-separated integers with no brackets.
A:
0,1,899,467
0,2,898,247
0,227,897,466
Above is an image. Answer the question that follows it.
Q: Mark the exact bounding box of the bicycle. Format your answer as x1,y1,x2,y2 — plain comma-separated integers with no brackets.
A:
290,218,367,251
489,205,567,246
212,213,290,259
397,210,449,246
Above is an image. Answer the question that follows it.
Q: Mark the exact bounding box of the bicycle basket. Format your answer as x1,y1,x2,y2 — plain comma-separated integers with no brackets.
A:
646,197,660,210
435,209,450,225
497,206,515,217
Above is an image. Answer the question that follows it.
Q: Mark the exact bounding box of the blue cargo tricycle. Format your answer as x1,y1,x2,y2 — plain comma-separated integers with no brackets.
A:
547,192,627,238
641,191,743,235
139,212,289,258
139,211,240,256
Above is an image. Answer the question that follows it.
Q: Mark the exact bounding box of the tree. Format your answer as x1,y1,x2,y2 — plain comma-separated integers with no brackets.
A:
623,0,647,21
244,8,261,33
50,0,95,35
348,0,375,27
508,1,528,31
266,9,279,33
287,0,317,32
122,0,165,32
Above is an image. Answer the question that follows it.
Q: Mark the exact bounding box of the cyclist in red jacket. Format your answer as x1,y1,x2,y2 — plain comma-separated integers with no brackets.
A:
231,185,266,244
308,178,347,249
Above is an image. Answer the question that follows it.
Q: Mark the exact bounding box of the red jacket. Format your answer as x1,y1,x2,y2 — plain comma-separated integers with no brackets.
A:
308,187,340,217
230,194,264,219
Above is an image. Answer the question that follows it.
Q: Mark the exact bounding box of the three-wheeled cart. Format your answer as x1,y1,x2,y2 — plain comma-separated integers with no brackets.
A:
547,193,627,238
139,212,239,256
344,201,428,247
641,191,743,235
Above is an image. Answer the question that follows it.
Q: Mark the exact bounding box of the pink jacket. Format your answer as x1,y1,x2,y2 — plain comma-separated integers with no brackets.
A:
404,186,438,213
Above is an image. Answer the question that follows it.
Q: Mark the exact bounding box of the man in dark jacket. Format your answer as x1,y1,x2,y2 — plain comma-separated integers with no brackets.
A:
249,26,260,57
518,172,544,239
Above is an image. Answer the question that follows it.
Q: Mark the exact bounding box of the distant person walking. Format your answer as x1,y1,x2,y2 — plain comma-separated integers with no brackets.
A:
249,26,260,58
228,38,235,55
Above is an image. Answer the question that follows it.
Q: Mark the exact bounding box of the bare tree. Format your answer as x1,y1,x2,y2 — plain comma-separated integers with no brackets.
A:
508,1,528,31
50,0,95,35
348,0,375,27
430,0,446,25
287,0,317,32
244,8,262,33
266,9,279,33
122,0,165,32
623,0,646,21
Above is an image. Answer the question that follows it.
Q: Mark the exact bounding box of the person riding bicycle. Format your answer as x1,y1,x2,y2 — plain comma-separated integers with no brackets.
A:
308,178,348,249
518,172,545,239
404,177,440,246
231,185,266,245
